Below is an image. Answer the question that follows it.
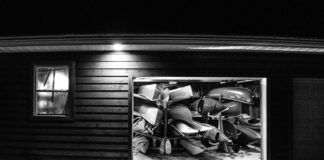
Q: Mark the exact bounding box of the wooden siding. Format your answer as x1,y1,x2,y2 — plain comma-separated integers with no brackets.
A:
293,78,324,160
0,53,130,160
1,51,324,160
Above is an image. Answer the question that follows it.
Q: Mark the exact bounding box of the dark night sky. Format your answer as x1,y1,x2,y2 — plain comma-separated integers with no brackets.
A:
1,1,324,39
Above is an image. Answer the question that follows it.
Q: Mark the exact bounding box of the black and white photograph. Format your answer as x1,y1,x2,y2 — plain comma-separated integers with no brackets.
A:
1,1,324,160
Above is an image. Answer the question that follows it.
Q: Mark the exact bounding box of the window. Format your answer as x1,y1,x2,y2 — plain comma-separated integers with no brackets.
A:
33,62,75,120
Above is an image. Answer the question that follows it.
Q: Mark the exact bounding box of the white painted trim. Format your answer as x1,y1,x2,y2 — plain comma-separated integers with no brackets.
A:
2,44,324,54
134,77,264,82
1,35,324,54
261,78,268,160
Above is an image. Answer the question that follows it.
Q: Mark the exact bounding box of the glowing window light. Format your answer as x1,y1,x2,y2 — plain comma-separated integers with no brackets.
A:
54,71,69,90
35,65,70,115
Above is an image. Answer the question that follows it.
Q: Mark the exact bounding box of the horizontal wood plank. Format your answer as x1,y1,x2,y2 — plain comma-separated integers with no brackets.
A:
75,53,286,63
76,114,128,121
76,84,128,91
76,107,128,114
77,68,173,76
76,77,129,84
77,68,277,77
0,155,127,160
76,53,144,62
0,141,128,151
0,121,128,129
74,53,224,62
0,148,128,158
77,61,288,70
78,62,182,69
76,92,128,98
0,134,128,143
1,128,128,136
76,99,128,106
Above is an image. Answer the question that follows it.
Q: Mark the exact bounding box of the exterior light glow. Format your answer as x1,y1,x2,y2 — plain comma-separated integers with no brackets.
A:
112,43,124,51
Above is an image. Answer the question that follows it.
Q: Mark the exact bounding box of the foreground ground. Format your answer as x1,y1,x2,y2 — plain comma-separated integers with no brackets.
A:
134,147,261,160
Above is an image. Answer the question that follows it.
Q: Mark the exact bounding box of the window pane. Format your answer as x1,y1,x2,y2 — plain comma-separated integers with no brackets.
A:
36,66,69,91
36,92,69,115
54,67,69,90
36,67,54,90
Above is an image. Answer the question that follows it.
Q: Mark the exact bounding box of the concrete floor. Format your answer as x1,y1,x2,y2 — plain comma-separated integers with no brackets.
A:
134,147,261,160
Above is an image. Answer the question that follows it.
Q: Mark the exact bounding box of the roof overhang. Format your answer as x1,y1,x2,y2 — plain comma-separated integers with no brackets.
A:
1,34,324,54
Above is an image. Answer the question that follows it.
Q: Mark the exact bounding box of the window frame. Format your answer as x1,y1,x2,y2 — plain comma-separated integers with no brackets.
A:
32,61,75,121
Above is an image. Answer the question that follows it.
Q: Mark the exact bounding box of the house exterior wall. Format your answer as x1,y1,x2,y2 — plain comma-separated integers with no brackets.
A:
293,78,324,160
0,50,323,160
